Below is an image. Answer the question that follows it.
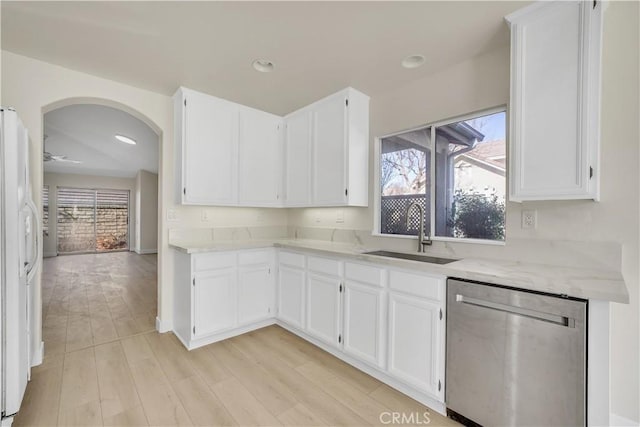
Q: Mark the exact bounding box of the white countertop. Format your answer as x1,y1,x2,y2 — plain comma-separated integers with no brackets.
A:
169,238,629,304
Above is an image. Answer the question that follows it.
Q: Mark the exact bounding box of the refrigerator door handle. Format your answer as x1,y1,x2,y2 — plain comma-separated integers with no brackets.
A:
25,197,42,283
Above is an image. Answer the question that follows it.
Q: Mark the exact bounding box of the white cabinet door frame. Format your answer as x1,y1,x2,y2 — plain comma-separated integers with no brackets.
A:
238,108,283,206
306,272,342,347
278,265,306,330
507,0,602,201
182,90,239,205
387,292,443,399
284,109,312,206
238,263,274,324
343,280,386,368
192,268,237,338
312,93,348,206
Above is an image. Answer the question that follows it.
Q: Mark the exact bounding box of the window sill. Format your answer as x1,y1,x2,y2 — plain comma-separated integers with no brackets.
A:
370,232,506,246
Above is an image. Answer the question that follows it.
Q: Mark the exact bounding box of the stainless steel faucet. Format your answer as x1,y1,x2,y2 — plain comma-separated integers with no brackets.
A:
406,202,432,252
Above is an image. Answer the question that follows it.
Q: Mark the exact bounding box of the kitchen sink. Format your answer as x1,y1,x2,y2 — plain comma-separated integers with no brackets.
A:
363,250,457,265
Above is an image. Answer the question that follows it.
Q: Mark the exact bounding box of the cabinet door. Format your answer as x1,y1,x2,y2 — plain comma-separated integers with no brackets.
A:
306,273,342,347
238,108,282,206
508,1,601,200
343,281,385,368
278,265,306,329
312,94,347,205
388,292,442,399
183,91,239,204
284,110,312,206
238,263,274,324
193,268,237,337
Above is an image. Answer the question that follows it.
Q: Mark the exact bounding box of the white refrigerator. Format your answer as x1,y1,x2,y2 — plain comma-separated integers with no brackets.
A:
0,108,41,425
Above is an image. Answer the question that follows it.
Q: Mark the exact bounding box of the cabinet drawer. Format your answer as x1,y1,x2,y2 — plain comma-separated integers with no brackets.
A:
193,252,236,272
279,251,305,268
345,262,384,287
389,270,444,301
239,249,271,266
307,256,342,277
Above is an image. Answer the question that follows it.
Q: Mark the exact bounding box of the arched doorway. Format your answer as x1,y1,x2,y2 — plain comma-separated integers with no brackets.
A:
39,98,162,356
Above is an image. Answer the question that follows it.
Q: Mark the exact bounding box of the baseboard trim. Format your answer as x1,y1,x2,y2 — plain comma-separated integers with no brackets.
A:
43,252,57,258
156,317,172,333
175,318,277,350
275,320,447,417
611,413,640,426
135,248,158,255
31,341,44,367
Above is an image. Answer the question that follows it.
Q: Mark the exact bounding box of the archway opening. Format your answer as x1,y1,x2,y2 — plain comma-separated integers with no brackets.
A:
39,99,162,352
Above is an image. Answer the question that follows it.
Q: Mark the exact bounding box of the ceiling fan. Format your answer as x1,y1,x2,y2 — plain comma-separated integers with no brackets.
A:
43,151,82,164
43,134,82,164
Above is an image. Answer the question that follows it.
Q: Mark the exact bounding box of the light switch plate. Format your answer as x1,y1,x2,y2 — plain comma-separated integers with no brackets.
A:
522,210,537,229
336,209,344,223
201,209,210,222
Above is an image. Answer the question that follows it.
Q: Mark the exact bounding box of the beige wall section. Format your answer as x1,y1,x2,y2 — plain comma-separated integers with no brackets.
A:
288,3,640,421
43,172,137,256
135,170,158,254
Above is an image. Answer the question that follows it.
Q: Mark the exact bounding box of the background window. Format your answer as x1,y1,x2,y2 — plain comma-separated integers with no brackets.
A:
42,185,49,237
380,127,431,235
379,109,506,242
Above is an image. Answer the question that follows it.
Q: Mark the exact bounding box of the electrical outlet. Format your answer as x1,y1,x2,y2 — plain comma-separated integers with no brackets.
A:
167,209,178,221
522,210,537,229
201,209,210,222
336,209,344,224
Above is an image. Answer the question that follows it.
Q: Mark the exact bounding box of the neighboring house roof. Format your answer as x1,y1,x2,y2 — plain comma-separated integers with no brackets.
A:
456,139,506,176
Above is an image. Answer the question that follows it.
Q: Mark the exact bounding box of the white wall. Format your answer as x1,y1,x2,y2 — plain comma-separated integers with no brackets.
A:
43,172,137,257
135,170,158,254
288,2,640,421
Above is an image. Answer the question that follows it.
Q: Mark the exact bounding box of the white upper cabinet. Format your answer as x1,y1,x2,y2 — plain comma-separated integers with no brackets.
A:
283,109,312,206
175,86,369,207
310,88,370,207
506,0,603,201
174,87,239,205
238,107,283,206
312,92,348,205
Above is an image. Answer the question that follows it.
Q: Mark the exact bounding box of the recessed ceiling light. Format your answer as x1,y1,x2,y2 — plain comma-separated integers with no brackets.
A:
401,54,426,69
252,59,275,73
115,135,136,145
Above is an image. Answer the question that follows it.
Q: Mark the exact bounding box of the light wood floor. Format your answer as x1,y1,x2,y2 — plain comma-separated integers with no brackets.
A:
15,252,458,426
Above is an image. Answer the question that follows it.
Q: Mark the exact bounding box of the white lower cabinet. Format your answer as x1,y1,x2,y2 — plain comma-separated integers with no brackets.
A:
193,268,236,338
306,272,342,347
278,265,306,329
173,249,276,349
238,263,274,324
388,292,443,399
343,280,385,368
174,246,446,410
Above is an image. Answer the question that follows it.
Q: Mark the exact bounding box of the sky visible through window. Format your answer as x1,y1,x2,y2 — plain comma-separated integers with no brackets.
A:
465,111,506,142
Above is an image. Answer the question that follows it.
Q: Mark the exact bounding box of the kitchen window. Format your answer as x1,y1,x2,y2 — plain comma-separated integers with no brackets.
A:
377,108,506,242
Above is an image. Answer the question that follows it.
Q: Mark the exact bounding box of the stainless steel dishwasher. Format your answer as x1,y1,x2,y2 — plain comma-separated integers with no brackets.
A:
446,278,587,426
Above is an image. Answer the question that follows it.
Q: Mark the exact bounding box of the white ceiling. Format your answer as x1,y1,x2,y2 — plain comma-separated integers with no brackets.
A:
1,1,526,116
44,104,158,178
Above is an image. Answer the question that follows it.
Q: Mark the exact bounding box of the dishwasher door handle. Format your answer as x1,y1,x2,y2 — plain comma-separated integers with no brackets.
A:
455,294,575,328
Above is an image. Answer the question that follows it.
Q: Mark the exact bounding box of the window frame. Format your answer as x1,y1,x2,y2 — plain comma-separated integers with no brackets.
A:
373,105,507,246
